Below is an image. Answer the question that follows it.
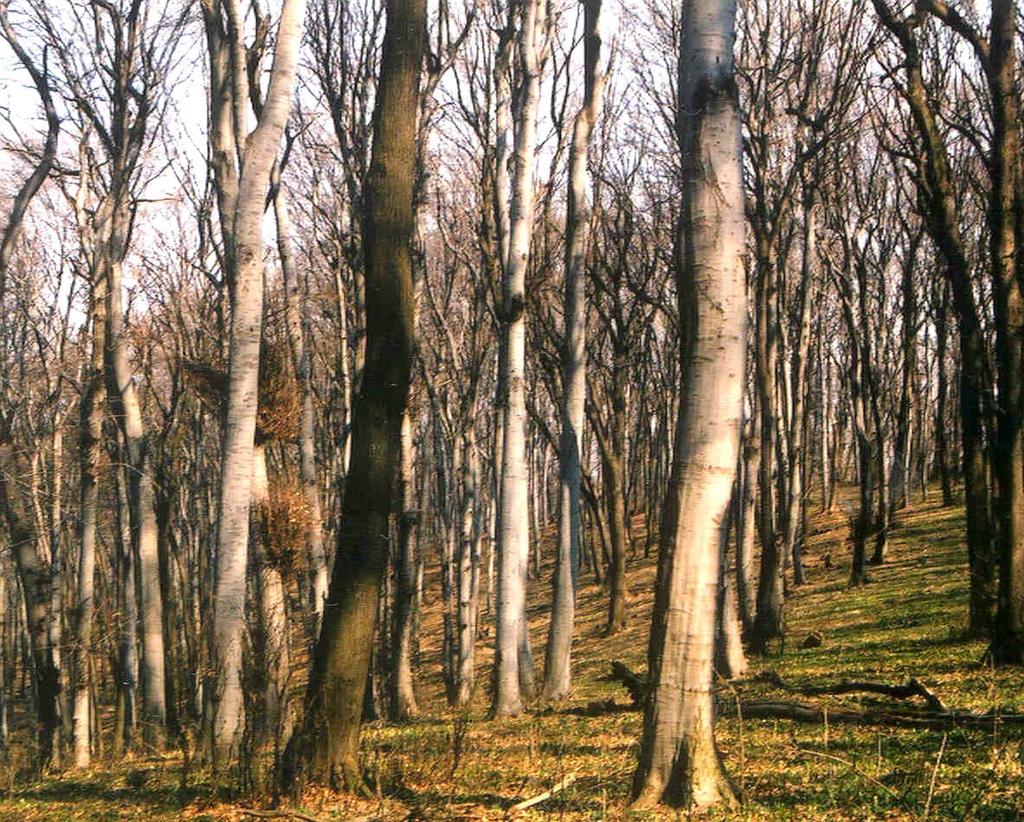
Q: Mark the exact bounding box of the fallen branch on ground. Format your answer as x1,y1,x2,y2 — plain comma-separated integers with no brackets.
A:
727,700,1024,729
511,772,578,812
755,670,948,712
607,662,1024,729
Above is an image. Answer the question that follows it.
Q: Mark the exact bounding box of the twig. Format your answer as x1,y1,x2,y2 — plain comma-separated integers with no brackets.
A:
511,772,578,812
923,733,947,819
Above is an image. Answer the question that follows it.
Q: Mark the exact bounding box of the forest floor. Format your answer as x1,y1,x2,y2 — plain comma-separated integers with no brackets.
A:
2,494,1023,820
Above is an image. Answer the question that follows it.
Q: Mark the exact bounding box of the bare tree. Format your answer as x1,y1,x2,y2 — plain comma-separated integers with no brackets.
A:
199,0,308,764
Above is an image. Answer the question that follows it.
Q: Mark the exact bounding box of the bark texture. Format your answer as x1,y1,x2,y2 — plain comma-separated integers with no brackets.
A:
631,0,743,807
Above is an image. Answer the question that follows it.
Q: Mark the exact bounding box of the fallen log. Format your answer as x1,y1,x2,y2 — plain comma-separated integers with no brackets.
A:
755,670,948,712
726,700,1024,729
607,662,1024,730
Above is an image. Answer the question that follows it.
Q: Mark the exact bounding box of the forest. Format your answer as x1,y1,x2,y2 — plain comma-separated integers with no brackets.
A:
0,0,1022,818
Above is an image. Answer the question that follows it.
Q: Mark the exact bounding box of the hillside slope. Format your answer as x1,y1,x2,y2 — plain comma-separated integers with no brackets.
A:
3,496,1023,820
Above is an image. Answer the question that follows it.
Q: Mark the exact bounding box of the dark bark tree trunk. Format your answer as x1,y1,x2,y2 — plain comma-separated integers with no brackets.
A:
281,0,424,790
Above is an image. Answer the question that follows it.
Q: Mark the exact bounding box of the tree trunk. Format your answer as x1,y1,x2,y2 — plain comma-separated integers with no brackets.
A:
250,443,291,745
105,216,167,750
0,442,60,769
543,0,604,699
112,461,137,756
891,232,921,513
782,193,815,586
493,0,546,718
274,177,328,625
736,417,758,631
599,427,628,635
631,0,743,807
933,286,953,506
751,239,784,653
390,412,420,720
280,0,423,790
207,0,307,764
987,0,1024,665
455,430,482,707
74,267,106,769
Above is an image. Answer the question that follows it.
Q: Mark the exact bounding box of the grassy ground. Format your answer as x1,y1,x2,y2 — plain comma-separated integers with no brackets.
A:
2,495,1022,820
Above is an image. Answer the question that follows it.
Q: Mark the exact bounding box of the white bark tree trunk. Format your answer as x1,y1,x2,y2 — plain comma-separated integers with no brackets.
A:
543,0,605,701
209,0,307,764
492,0,547,717
106,227,168,749
631,0,743,808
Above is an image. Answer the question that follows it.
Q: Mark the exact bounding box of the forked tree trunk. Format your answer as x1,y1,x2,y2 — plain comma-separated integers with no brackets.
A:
631,0,743,807
208,0,307,764
279,0,423,791
493,0,546,718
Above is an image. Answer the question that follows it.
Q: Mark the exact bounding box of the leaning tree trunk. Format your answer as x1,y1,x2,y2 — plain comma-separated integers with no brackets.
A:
543,0,605,699
871,0,1000,646
631,0,743,808
279,0,423,791
493,0,546,718
208,0,307,765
